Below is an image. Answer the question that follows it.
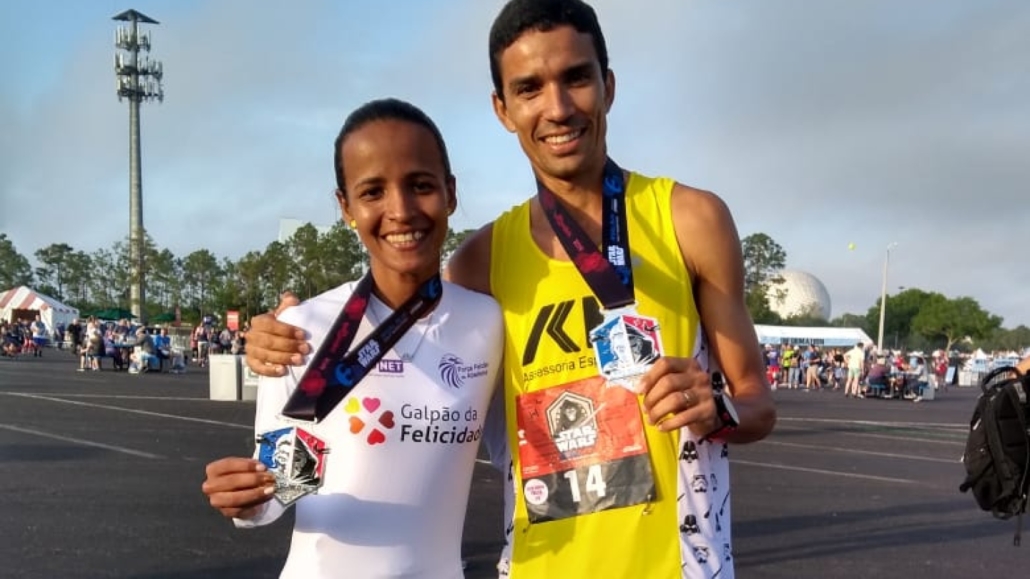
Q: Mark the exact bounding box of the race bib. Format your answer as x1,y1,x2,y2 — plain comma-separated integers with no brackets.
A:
515,376,655,523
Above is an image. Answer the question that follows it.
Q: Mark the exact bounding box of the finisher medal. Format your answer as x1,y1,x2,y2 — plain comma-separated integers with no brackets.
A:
255,426,328,507
590,307,664,390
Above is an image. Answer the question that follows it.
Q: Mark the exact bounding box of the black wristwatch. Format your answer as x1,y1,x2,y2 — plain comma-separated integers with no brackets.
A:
704,372,739,441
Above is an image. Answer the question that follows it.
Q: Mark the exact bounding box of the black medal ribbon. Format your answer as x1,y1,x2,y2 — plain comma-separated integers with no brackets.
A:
536,158,635,310
281,273,443,422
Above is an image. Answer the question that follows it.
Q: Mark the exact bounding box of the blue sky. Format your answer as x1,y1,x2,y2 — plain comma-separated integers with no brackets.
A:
1,0,1028,327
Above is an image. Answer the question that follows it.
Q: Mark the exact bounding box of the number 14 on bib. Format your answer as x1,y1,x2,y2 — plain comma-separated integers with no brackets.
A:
515,376,655,523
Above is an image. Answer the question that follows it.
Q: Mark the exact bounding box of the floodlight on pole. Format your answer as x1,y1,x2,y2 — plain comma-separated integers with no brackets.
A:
876,242,898,353
113,8,163,324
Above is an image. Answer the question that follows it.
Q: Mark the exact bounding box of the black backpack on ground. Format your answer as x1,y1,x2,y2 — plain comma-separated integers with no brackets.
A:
959,366,1030,546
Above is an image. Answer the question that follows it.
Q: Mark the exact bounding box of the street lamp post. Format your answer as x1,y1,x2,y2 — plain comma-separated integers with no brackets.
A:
113,9,164,324
876,242,898,353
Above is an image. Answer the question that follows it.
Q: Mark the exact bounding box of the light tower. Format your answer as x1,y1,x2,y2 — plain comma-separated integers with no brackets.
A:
876,242,898,353
113,9,164,323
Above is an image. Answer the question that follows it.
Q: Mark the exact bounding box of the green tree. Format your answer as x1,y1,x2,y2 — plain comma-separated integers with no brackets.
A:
781,303,831,328
740,233,787,324
108,239,135,308
236,250,269,320
287,224,325,299
0,233,34,289
741,233,786,292
318,222,364,289
980,325,1030,352
863,288,934,348
261,241,292,308
87,248,119,308
912,295,1002,353
33,242,75,299
443,228,475,263
181,249,222,319
62,250,93,308
148,248,180,312
746,290,782,325
210,257,241,316
830,313,872,334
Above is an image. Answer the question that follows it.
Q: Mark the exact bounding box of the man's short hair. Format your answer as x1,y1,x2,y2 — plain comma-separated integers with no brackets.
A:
488,0,609,98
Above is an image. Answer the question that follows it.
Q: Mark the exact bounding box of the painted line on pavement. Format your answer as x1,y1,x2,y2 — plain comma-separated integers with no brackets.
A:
7,392,213,402
0,422,164,459
777,416,965,430
733,459,917,485
1,392,250,430
760,440,958,464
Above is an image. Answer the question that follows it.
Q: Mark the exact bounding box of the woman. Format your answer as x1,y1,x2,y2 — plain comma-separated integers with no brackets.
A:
201,98,503,579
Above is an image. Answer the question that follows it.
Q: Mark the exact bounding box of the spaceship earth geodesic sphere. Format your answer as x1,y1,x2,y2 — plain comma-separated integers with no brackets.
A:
765,270,832,321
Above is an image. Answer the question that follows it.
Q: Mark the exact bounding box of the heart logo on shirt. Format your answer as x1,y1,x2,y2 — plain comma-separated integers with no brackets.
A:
343,398,394,445
362,397,381,413
345,398,361,414
367,429,386,445
348,416,365,434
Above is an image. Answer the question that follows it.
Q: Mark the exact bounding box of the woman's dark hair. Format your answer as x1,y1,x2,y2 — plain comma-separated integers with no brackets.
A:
488,0,609,99
333,98,452,192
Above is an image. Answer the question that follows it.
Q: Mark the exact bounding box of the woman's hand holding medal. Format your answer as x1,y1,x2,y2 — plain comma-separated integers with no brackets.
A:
637,356,718,435
202,457,277,520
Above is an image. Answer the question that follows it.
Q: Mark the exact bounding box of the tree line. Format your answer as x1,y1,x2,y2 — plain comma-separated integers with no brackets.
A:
0,227,470,325
741,233,1027,353
2,229,1026,352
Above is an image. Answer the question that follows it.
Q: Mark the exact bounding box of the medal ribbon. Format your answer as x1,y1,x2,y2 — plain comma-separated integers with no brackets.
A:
280,273,443,422
536,158,635,310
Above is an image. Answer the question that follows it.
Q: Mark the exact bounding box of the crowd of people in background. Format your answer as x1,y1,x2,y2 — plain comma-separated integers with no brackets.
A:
1,314,249,375
1,315,61,358
762,342,951,402
2,313,1018,398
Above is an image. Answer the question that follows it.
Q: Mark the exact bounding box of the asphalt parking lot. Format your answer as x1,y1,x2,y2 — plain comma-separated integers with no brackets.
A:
1,352,1024,578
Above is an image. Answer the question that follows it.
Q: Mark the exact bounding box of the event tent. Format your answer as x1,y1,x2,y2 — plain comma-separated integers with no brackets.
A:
0,286,80,330
754,325,874,348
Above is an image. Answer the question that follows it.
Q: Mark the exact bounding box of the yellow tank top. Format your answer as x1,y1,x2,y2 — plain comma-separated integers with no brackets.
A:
491,173,700,578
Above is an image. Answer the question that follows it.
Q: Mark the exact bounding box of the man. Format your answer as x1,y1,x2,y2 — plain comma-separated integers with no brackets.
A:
30,315,47,357
153,327,172,370
843,342,865,398
133,327,157,373
780,344,795,388
67,318,83,354
244,1,775,577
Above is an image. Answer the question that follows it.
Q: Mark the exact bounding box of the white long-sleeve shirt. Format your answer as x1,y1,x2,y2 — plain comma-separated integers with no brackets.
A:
236,280,503,579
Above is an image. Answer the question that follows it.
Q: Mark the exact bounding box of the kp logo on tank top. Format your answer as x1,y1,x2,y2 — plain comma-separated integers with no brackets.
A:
521,296,603,366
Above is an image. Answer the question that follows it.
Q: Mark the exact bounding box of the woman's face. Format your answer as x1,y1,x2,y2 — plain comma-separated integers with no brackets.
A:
336,119,455,284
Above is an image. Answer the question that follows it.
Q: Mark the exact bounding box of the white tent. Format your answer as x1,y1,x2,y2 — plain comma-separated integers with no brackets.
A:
0,286,80,331
754,325,874,348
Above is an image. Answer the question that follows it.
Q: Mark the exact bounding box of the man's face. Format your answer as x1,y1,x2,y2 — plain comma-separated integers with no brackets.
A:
492,25,614,183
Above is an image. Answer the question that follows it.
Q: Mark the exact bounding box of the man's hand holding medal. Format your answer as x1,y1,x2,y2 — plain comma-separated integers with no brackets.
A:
638,356,722,435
